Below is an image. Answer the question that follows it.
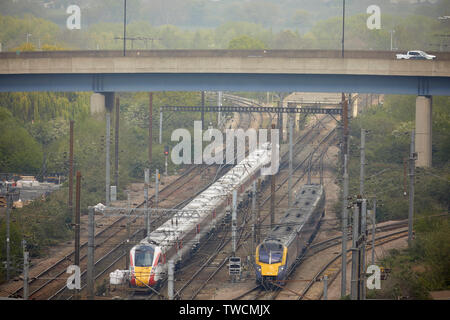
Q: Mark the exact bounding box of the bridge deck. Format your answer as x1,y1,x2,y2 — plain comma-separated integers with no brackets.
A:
0,50,449,94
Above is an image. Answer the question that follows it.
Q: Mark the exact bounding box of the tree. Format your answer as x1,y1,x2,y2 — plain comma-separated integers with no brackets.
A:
291,9,311,31
228,35,266,50
0,107,42,173
12,42,36,52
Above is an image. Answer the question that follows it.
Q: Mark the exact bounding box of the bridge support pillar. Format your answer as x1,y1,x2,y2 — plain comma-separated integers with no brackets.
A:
352,95,359,118
90,93,105,119
415,96,432,168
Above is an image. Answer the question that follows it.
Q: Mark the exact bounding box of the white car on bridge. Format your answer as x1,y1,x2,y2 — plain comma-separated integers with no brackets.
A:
396,50,436,60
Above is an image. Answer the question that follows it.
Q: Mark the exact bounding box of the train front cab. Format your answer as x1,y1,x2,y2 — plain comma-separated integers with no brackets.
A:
129,244,160,289
255,240,288,288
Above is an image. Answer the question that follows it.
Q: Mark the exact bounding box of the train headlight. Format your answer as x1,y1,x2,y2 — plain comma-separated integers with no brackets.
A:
278,265,286,274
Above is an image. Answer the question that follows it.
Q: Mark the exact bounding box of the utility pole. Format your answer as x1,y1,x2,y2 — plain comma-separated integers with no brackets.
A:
371,198,377,265
75,171,81,268
231,189,238,283
168,259,174,300
218,91,222,128
323,275,328,300
87,206,95,300
22,240,29,300
106,108,111,206
270,172,276,230
232,189,237,257
251,181,257,263
341,91,350,298
201,91,205,129
360,128,366,196
288,115,294,208
159,110,163,144
114,96,120,189
256,179,261,245
408,130,416,244
6,193,10,281
350,201,360,300
155,169,159,208
360,199,367,300
69,120,74,214
144,169,149,237
342,93,349,158
149,93,153,164
270,124,276,229
126,210,131,270
341,154,349,298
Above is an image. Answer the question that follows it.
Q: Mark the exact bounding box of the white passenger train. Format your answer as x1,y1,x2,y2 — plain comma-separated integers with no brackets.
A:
127,143,274,289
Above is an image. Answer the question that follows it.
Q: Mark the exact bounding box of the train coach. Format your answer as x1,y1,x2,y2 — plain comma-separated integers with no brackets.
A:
126,143,275,289
254,183,325,288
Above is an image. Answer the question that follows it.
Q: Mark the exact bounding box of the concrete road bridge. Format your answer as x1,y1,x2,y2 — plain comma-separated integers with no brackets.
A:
1,49,448,167
0,50,449,95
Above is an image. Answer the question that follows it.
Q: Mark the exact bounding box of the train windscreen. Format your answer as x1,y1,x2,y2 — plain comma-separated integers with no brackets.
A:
135,246,155,267
259,242,283,264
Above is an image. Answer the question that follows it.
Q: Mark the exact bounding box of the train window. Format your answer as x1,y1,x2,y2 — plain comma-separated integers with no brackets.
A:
259,243,283,264
305,202,310,206
312,190,316,194
135,247,155,267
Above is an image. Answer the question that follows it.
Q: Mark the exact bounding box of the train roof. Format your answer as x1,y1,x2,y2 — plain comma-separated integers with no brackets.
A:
266,184,325,245
143,144,273,250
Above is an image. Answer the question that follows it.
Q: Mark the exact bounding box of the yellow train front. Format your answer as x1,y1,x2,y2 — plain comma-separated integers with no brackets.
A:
254,184,325,288
255,240,288,287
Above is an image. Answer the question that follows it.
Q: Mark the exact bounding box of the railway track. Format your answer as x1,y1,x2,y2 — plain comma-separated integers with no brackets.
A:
6,163,221,300
166,112,338,300
58,111,256,300
76,109,256,300
4,109,253,300
296,229,409,300
232,222,409,300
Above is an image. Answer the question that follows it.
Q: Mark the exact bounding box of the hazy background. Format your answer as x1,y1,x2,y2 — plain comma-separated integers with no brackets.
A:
0,0,449,51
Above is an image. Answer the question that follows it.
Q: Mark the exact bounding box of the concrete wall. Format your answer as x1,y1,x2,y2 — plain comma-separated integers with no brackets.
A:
1,51,450,77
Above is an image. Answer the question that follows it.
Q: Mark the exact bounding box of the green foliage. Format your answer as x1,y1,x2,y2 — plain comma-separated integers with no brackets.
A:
0,218,23,282
228,35,266,50
1,1,450,51
0,107,42,173
0,14,60,51
0,92,90,123
371,216,450,299
346,95,449,223
119,91,205,179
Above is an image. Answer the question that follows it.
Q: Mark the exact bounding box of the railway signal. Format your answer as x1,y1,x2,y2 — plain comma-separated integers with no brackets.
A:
229,257,241,279
164,146,169,176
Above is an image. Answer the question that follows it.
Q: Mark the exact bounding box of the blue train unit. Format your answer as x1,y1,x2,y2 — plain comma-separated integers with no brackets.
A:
254,184,325,287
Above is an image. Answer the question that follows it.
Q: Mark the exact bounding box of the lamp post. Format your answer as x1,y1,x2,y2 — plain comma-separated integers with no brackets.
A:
342,0,345,58
123,0,127,56
390,30,395,51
